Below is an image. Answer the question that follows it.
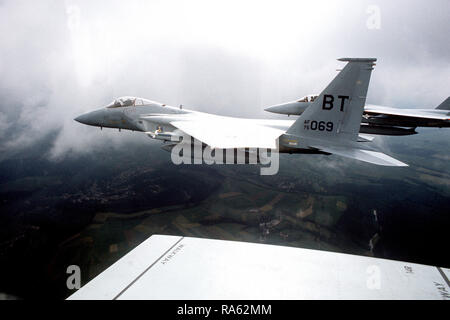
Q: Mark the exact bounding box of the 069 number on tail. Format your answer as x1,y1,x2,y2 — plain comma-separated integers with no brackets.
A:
304,120,333,132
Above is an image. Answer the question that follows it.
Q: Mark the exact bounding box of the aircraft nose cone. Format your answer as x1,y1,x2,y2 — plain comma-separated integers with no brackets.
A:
74,108,107,127
264,105,284,113
74,110,102,126
74,113,89,124
264,106,277,112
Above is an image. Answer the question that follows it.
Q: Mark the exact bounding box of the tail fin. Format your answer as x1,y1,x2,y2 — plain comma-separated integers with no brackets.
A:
436,97,450,110
287,58,376,142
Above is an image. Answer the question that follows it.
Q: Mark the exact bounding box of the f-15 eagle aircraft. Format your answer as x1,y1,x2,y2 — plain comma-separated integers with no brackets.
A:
75,58,407,167
266,90,450,136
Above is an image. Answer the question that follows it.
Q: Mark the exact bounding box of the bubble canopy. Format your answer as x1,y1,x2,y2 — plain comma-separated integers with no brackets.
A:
106,96,154,108
297,94,319,103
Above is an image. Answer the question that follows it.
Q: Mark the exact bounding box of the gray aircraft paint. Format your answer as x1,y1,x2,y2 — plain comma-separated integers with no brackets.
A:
75,58,408,167
286,58,376,143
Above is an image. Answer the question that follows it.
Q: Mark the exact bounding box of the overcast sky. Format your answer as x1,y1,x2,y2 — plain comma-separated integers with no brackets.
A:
0,0,449,158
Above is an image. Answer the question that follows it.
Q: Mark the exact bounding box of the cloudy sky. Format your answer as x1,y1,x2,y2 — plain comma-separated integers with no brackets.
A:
0,0,449,158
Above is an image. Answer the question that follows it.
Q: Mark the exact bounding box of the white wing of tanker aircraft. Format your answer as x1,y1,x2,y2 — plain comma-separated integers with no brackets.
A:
75,58,407,167
67,235,450,300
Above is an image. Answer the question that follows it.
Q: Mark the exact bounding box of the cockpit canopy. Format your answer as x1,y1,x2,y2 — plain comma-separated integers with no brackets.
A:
297,94,319,103
106,96,155,108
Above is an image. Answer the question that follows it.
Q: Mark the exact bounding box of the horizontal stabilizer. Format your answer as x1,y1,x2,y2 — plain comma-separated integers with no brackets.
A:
357,134,375,142
338,57,377,62
315,145,408,167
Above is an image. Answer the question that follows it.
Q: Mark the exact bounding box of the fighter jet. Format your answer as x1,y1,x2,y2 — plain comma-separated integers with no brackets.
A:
266,87,450,136
75,58,407,167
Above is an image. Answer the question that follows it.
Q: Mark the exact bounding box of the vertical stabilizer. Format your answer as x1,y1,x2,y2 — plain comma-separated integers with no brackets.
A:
436,97,450,110
287,58,376,142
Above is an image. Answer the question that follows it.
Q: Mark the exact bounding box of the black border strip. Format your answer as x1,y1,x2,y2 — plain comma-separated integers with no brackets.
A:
113,236,185,300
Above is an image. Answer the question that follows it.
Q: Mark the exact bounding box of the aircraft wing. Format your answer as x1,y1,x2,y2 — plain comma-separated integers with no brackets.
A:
143,113,285,149
68,235,450,300
365,105,450,121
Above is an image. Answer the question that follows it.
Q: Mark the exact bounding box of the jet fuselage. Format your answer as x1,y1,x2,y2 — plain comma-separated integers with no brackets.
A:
75,102,327,155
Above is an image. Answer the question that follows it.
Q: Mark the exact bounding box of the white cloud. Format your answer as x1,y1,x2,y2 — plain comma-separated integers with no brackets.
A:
0,0,448,157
